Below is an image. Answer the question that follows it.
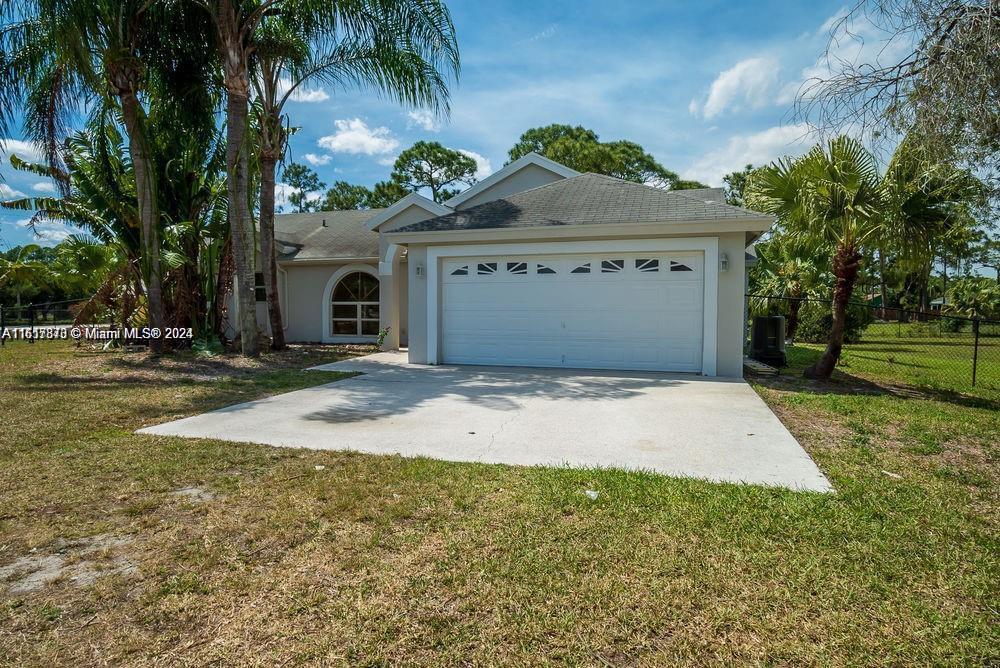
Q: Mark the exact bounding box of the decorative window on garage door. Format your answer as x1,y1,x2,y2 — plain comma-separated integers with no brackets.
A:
331,271,379,336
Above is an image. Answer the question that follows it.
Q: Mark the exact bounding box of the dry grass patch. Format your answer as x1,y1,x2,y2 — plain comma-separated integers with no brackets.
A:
0,340,997,665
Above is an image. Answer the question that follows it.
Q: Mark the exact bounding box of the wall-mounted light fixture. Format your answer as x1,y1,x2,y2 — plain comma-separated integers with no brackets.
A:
719,253,729,272
415,263,425,278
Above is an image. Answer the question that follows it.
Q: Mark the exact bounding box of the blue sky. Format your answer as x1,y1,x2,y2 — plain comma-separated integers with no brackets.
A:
1,0,889,248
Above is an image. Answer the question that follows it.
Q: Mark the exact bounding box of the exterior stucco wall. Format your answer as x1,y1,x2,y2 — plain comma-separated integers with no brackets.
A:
403,232,748,377
406,245,429,363
279,261,377,342
453,164,567,210
716,232,747,377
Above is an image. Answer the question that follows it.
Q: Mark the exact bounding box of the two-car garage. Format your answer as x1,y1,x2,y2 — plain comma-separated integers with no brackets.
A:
438,251,706,372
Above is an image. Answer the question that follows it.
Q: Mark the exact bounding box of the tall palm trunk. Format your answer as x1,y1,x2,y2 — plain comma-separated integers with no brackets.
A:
224,89,259,356
112,69,166,353
216,1,259,357
259,150,286,349
787,290,802,341
806,244,861,379
213,233,234,338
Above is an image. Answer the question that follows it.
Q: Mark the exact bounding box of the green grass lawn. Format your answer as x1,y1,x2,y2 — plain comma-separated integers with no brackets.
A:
0,340,997,665
821,320,1000,393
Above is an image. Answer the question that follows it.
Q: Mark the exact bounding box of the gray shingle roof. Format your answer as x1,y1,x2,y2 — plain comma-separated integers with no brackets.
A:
274,210,382,261
390,173,769,233
675,187,727,204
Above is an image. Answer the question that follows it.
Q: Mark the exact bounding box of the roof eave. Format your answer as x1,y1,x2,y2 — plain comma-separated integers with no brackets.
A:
277,255,379,266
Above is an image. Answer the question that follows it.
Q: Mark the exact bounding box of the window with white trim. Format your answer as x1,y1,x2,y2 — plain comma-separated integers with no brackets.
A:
477,262,497,275
669,260,694,272
506,261,528,275
601,259,624,273
331,272,379,336
571,262,591,274
635,258,659,273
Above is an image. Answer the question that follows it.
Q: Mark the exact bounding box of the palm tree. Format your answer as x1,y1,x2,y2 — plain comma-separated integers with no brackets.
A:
195,0,459,356
3,125,146,325
252,17,456,349
751,236,825,342
0,0,213,352
881,139,985,312
0,244,50,308
747,136,887,379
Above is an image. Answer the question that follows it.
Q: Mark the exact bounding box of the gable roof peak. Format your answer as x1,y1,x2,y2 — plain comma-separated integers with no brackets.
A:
442,152,579,208
363,192,451,232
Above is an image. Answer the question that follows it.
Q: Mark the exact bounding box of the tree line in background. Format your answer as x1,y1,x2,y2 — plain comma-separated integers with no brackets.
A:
280,123,709,214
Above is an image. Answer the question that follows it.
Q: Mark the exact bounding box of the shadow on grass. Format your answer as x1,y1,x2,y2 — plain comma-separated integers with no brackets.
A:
760,346,1000,412
846,353,935,370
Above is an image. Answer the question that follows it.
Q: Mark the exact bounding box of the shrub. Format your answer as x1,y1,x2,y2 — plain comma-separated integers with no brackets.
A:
795,301,872,344
945,277,1000,320
941,316,967,333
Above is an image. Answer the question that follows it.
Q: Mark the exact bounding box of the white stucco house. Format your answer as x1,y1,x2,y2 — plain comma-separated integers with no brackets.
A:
256,152,773,377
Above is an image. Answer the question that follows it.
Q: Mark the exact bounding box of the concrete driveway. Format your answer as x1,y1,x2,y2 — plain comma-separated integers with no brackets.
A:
139,352,832,492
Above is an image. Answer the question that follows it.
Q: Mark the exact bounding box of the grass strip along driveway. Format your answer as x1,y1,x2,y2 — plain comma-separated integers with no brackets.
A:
1,341,997,664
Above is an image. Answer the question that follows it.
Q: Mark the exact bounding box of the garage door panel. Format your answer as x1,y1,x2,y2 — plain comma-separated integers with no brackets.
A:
441,252,704,372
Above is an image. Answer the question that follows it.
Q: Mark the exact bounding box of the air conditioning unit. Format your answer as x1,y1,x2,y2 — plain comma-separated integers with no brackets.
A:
751,315,787,367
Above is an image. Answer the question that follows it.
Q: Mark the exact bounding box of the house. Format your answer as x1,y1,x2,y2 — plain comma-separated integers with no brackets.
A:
259,153,773,377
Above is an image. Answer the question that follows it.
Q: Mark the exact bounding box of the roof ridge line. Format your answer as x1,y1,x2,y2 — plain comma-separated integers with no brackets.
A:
667,188,769,218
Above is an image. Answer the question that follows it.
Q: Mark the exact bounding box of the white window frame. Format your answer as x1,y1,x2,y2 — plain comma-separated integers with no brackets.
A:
321,264,381,343
426,238,719,375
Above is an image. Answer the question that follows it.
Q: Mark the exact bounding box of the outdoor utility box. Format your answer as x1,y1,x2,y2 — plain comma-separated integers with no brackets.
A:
751,315,787,367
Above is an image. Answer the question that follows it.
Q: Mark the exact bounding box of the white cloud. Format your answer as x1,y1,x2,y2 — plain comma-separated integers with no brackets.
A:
274,183,297,209
684,123,813,186
303,153,331,166
819,6,850,34
526,24,558,42
317,118,399,155
457,149,493,181
32,182,56,193
377,156,397,167
274,182,323,211
0,138,44,163
15,217,82,246
407,110,441,132
781,8,913,105
277,78,329,103
688,98,699,115
699,57,781,119
0,184,25,199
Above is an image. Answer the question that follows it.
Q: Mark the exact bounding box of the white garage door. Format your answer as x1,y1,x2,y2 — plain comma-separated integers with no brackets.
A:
440,252,704,372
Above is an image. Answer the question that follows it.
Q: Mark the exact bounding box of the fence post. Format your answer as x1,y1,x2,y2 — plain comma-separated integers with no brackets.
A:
971,318,980,387
28,306,35,344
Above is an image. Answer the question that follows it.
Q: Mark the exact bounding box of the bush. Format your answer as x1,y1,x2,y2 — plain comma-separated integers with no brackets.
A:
795,301,872,344
945,277,1000,320
941,316,967,333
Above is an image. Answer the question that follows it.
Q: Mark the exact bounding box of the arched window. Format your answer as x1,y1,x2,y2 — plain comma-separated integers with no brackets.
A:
331,271,379,336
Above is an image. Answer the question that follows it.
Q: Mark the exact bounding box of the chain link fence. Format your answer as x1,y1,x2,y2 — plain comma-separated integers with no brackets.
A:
0,298,115,346
747,294,1000,392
